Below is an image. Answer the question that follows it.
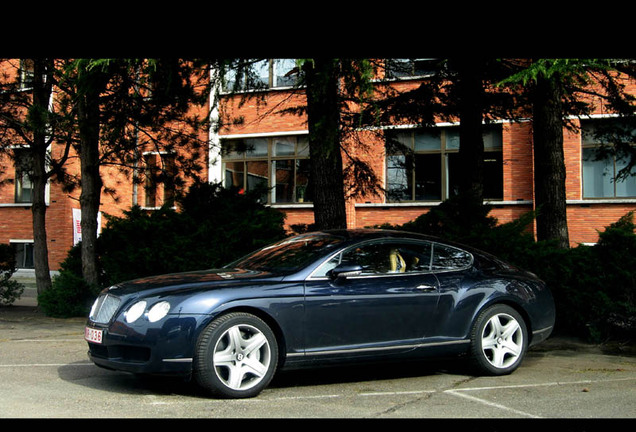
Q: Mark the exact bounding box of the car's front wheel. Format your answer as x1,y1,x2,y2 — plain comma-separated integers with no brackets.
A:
470,304,528,375
194,312,278,398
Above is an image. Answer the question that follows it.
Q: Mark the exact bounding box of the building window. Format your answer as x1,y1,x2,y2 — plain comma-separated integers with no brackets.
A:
222,59,300,92
14,148,33,203
143,152,176,208
386,125,503,202
582,119,636,198
11,241,34,269
222,135,311,204
19,59,34,90
384,59,438,80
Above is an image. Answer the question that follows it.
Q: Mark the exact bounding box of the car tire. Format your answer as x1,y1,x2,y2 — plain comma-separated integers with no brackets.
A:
469,304,528,376
194,312,278,398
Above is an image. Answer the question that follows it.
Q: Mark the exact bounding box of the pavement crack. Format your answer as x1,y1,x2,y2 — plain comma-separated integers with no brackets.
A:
376,391,435,417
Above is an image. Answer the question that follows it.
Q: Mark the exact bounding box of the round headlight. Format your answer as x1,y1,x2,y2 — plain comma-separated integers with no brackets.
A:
147,301,171,323
125,300,147,323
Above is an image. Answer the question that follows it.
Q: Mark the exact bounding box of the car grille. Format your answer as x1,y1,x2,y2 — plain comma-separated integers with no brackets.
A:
90,293,121,324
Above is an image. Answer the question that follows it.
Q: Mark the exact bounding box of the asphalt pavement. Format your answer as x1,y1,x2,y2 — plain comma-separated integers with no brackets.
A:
0,302,635,420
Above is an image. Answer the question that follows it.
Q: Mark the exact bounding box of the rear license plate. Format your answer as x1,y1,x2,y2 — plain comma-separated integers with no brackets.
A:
85,327,103,344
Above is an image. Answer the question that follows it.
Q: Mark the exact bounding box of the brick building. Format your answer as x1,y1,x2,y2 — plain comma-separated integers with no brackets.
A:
1,59,635,275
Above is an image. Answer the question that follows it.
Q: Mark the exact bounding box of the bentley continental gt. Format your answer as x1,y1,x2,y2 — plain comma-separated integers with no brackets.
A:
85,229,555,398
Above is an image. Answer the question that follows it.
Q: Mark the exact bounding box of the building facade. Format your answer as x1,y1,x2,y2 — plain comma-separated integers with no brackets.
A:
213,59,636,246
1,59,635,274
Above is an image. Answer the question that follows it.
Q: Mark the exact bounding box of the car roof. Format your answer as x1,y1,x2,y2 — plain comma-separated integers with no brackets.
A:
316,228,436,242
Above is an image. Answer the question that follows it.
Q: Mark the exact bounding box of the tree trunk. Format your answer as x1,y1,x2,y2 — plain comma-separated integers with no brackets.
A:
303,59,347,230
532,73,570,248
77,86,103,287
30,59,53,294
455,60,485,204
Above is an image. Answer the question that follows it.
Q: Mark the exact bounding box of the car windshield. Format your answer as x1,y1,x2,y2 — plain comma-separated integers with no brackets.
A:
228,233,346,274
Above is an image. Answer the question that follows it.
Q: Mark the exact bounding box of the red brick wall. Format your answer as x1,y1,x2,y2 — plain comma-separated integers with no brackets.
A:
3,63,636,273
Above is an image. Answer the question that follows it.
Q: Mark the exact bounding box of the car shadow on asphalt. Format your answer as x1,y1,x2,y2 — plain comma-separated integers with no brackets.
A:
56,357,469,399
269,357,467,389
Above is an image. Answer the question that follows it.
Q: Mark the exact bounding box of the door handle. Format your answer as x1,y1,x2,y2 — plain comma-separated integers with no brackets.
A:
416,284,436,292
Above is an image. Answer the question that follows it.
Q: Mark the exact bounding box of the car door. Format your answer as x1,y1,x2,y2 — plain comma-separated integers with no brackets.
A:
302,239,440,358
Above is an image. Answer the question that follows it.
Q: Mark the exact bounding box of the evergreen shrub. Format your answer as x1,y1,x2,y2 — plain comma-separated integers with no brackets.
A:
0,244,24,306
43,182,287,317
38,270,96,317
390,198,635,343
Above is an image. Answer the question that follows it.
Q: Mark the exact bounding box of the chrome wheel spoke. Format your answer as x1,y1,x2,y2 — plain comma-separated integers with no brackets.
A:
213,324,271,391
481,313,523,369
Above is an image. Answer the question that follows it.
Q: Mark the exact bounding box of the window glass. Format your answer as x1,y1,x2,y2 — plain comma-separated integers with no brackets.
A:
19,59,34,89
582,120,636,198
296,159,311,202
273,137,295,156
14,149,33,203
384,59,437,79
484,127,503,149
231,233,346,274
272,159,294,203
314,241,433,277
297,136,310,157
245,138,268,157
221,135,310,204
414,130,441,151
143,153,176,207
387,154,412,201
246,161,268,203
273,59,298,88
13,242,34,269
224,161,245,190
414,154,442,200
582,148,614,198
431,244,472,270
616,155,636,197
251,60,270,89
386,126,503,202
445,129,460,150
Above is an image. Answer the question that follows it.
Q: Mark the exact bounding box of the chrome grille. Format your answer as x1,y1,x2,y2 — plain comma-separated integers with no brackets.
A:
90,294,121,324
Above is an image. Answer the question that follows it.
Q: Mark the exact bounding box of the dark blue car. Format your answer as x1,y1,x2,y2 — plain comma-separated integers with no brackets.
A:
85,229,555,398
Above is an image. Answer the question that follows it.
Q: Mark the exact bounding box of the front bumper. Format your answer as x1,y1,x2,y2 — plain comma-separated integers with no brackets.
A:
86,314,204,376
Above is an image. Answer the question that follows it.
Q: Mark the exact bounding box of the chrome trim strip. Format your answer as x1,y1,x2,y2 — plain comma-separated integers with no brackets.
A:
286,339,471,358
162,358,193,363
532,326,553,336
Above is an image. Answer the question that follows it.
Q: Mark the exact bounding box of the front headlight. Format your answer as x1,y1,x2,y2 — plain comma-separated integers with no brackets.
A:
125,300,147,323
147,301,171,322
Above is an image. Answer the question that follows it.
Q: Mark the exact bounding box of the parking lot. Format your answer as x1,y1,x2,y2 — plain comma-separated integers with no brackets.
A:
1,305,635,419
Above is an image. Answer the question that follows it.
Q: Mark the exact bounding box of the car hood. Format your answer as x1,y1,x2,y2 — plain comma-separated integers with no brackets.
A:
104,268,283,297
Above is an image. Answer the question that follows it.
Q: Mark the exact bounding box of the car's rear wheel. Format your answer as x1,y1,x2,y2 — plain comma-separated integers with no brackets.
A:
470,304,528,375
194,312,278,398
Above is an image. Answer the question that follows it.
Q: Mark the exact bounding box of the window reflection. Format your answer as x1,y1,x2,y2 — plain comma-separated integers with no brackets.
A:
386,126,503,202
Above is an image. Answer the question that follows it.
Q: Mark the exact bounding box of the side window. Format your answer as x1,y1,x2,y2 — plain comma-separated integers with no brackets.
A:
342,243,393,275
431,244,473,271
313,240,434,277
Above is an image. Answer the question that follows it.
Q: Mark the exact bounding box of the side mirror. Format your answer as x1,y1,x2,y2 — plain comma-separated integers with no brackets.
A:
329,263,363,279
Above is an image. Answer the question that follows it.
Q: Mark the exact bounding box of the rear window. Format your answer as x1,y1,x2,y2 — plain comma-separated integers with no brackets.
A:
431,244,473,270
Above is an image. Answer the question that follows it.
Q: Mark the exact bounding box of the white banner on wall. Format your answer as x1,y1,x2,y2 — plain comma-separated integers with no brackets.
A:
72,208,102,246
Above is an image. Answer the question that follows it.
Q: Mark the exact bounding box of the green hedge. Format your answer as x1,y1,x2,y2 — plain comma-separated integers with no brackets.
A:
40,187,636,343
39,182,287,317
385,197,635,343
0,244,24,306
